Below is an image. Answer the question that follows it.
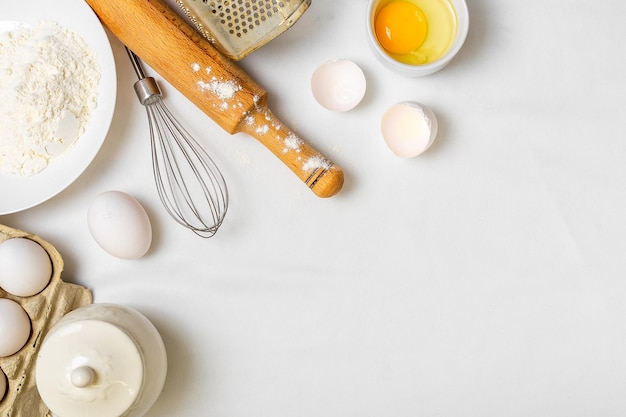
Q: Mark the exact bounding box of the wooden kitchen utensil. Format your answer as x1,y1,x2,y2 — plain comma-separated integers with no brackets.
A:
85,0,344,198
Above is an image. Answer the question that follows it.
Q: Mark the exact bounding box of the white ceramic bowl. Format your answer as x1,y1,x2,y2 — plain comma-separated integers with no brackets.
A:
366,0,469,77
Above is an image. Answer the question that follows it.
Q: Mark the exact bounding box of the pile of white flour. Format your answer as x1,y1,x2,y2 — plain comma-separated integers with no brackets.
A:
0,21,100,176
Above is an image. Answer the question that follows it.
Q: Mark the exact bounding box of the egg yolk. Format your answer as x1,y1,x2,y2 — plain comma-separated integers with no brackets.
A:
375,1,428,55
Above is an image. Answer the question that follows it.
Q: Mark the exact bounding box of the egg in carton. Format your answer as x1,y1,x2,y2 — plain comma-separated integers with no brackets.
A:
0,224,92,417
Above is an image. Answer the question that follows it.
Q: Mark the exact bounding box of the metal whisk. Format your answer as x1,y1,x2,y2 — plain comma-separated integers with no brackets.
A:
126,48,228,237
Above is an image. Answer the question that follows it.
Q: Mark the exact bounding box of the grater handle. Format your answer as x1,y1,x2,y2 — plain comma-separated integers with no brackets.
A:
84,0,343,198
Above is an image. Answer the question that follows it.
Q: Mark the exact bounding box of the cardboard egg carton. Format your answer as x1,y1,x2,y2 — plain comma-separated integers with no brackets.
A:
0,224,92,417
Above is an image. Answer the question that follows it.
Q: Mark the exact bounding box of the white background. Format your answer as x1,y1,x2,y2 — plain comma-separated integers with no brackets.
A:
4,0,626,416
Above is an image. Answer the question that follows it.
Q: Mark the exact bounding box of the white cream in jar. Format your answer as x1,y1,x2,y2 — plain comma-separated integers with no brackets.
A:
36,304,167,417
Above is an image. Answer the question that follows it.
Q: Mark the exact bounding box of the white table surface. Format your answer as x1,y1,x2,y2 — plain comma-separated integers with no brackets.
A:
3,0,626,416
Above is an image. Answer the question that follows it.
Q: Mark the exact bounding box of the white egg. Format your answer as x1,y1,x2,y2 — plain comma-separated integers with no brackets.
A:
0,238,52,297
0,368,6,401
381,101,438,158
311,59,366,112
0,298,31,357
87,191,152,259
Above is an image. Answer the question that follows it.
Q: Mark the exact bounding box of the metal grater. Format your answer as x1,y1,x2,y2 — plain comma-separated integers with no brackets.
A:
176,0,311,60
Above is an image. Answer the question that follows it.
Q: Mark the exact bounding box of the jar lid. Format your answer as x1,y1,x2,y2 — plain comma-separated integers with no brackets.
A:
36,319,144,417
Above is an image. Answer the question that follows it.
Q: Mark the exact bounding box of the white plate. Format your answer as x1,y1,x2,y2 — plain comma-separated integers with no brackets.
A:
0,0,116,215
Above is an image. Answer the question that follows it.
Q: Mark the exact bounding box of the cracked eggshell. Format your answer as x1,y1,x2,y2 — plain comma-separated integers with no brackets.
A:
87,191,152,259
311,59,366,112
381,101,438,157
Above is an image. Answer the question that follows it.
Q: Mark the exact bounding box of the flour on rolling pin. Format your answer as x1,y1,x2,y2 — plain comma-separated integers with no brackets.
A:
190,62,337,184
85,0,344,197
192,64,240,105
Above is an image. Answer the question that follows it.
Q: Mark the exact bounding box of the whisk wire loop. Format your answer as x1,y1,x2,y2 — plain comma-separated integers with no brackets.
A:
127,47,228,238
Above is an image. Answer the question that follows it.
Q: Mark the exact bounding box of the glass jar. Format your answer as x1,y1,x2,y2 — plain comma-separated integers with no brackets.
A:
36,304,167,417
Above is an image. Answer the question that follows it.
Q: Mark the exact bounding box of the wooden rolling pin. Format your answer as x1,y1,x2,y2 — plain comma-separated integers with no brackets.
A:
85,0,344,198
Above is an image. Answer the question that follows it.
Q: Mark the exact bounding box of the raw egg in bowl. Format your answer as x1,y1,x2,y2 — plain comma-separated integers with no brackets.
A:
367,0,469,76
